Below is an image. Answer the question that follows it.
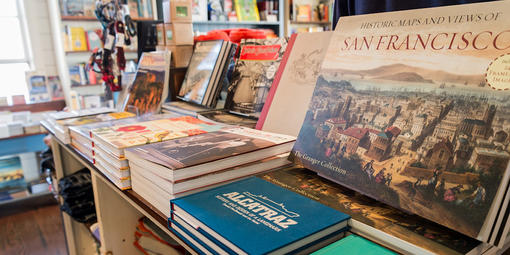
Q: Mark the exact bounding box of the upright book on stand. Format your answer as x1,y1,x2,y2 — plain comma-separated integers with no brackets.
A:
290,1,510,246
226,38,288,118
178,40,234,107
257,31,333,136
121,51,171,115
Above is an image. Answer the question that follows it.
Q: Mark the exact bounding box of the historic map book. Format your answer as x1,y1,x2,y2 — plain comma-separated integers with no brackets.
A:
125,127,295,182
178,40,228,106
226,38,288,118
260,167,487,255
91,116,224,157
170,177,350,254
290,1,510,243
121,51,170,115
257,31,333,136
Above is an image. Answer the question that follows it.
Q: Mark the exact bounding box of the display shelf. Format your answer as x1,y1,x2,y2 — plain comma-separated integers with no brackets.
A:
45,127,198,255
0,99,66,113
191,0,285,36
66,50,137,54
61,16,154,21
0,190,52,207
71,84,102,88
193,20,280,25
290,20,331,25
0,132,46,142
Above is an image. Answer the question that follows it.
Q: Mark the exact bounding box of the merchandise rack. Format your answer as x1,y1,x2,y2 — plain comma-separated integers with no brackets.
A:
44,126,198,255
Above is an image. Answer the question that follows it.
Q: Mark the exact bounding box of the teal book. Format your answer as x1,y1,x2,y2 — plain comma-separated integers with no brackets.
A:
311,235,396,255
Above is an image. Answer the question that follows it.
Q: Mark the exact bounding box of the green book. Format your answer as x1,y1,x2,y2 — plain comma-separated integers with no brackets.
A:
311,235,396,255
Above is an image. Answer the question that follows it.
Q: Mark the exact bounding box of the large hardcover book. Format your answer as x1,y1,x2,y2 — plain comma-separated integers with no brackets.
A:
257,32,333,136
227,38,288,118
125,127,295,182
290,1,510,243
91,116,224,157
170,177,350,255
121,51,170,115
178,40,227,105
260,167,485,255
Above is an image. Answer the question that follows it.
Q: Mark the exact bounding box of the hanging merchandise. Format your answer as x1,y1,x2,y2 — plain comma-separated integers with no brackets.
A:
87,0,137,97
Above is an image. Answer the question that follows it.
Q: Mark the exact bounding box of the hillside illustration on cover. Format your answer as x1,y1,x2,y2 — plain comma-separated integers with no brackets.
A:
291,4,510,239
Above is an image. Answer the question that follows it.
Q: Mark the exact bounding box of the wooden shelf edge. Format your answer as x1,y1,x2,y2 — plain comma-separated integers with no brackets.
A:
0,100,66,113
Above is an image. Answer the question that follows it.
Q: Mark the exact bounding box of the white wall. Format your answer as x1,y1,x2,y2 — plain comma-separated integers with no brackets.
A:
23,0,59,76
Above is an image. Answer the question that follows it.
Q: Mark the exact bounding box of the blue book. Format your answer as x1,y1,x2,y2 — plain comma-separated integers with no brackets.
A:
167,219,213,255
170,177,350,255
311,234,397,255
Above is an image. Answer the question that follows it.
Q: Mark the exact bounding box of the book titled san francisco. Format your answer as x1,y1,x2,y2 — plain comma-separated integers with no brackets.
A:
125,127,295,182
170,177,350,255
226,38,288,118
290,1,510,244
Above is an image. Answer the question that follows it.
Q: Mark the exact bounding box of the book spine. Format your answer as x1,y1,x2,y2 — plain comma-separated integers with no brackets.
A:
255,33,297,130
209,43,237,108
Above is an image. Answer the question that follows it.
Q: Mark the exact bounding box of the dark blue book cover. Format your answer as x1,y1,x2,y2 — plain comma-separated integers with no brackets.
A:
170,177,350,254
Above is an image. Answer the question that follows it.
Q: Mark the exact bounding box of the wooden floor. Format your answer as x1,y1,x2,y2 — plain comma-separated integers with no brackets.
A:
0,204,67,255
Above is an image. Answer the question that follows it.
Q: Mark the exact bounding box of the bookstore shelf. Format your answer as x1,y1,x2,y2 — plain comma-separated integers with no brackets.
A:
193,20,281,25
46,129,198,255
0,99,66,113
70,84,102,88
0,190,52,207
61,16,154,21
290,21,331,25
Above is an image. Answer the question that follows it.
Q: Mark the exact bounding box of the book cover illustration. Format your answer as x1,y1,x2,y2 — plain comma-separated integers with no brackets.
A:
0,157,25,192
258,32,332,135
261,167,481,255
47,76,65,100
234,0,259,21
178,40,224,105
228,38,288,117
123,52,169,115
93,116,224,149
171,177,349,255
128,127,293,169
26,73,50,103
291,2,510,240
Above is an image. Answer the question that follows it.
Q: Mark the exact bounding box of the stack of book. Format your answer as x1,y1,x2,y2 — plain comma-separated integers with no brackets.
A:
125,127,295,216
91,116,224,190
178,40,236,108
169,177,351,254
41,107,114,143
68,113,181,162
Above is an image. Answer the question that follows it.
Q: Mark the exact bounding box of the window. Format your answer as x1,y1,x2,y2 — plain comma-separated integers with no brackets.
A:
0,0,32,103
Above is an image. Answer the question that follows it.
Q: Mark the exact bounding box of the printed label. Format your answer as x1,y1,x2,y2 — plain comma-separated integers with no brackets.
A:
486,53,510,90
240,45,281,61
